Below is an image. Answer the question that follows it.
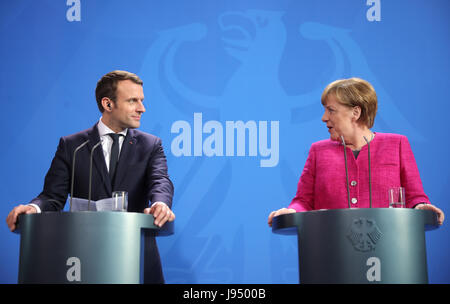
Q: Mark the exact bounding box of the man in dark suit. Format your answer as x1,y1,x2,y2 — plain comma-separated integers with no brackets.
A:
6,70,175,283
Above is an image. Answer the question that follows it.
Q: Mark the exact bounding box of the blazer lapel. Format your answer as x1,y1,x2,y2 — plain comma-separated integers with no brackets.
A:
87,124,112,194
113,129,136,189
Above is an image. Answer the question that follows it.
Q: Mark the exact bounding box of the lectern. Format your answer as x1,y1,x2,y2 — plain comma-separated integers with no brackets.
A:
16,212,173,284
272,208,439,284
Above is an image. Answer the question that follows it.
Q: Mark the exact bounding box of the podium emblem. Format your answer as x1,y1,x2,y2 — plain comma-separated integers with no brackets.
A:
347,218,382,252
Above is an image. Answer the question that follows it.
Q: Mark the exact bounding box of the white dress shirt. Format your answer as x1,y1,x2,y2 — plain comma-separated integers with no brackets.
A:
97,117,127,172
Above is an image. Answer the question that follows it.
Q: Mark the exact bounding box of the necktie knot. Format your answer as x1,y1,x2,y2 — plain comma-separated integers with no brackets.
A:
109,133,121,143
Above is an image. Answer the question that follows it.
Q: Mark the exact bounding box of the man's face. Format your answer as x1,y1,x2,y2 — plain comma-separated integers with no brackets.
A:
108,80,145,132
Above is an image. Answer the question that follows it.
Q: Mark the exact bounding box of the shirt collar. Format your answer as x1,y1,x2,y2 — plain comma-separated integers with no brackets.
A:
98,117,128,138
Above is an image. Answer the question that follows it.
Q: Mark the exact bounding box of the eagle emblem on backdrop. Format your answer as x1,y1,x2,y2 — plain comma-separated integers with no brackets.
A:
137,8,414,283
347,218,383,252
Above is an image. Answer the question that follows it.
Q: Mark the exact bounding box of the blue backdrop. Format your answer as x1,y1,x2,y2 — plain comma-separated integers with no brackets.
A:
1,0,449,283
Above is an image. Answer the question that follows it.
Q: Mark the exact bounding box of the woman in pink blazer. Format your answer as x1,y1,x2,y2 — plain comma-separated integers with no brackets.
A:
268,78,444,226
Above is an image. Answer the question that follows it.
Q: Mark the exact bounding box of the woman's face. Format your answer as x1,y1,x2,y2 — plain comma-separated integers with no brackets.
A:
321,95,358,142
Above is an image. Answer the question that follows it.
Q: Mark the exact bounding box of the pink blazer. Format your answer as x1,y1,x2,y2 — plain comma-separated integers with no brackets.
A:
288,133,429,211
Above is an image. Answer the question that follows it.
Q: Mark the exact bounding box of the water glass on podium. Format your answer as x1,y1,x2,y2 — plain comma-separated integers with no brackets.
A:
112,191,128,212
389,187,405,208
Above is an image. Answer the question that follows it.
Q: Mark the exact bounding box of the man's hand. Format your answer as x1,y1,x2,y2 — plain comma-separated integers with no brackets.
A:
6,204,37,232
143,202,175,227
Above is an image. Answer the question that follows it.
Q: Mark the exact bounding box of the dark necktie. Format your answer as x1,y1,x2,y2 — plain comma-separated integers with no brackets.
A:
108,133,122,185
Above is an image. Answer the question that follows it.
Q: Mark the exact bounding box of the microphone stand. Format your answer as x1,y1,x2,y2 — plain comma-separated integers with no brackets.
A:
363,135,373,208
70,139,90,212
340,136,351,209
88,141,102,211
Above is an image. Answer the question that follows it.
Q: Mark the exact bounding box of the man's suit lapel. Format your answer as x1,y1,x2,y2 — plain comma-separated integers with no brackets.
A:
114,129,136,189
87,124,112,194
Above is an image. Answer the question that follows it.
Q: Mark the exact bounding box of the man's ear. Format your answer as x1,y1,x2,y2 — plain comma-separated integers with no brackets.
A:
101,97,113,112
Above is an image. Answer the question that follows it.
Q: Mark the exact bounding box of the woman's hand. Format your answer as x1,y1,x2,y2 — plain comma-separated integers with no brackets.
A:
268,208,296,227
414,203,444,226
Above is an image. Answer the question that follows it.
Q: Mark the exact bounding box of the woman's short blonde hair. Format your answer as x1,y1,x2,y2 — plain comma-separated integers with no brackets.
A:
321,77,378,128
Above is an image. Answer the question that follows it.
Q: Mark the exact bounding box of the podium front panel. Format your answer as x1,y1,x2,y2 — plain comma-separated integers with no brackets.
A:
17,212,173,284
272,208,438,284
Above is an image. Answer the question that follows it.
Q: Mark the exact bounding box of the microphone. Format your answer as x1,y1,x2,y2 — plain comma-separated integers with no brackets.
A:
340,135,351,209
70,139,90,212
88,141,102,211
363,135,372,208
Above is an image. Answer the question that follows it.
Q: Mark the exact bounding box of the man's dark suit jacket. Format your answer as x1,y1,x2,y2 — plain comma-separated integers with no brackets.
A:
30,123,174,283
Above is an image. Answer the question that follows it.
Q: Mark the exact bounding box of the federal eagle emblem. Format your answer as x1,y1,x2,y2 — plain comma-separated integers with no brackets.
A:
347,218,382,252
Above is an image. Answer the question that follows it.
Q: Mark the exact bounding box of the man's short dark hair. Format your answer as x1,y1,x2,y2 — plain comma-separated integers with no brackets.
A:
95,70,143,112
